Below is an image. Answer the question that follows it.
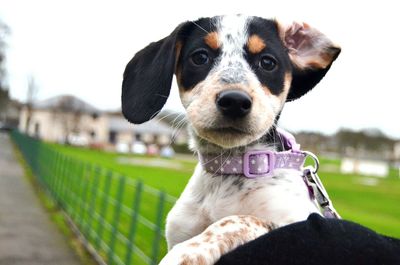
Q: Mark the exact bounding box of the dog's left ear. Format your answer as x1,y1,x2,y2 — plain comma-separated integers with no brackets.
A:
122,23,188,124
278,22,341,101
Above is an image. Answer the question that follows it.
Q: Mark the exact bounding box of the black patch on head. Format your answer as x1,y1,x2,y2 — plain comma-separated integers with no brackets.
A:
177,17,221,90
244,17,292,96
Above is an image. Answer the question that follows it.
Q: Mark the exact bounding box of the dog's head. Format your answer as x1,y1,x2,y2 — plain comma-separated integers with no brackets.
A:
122,15,340,148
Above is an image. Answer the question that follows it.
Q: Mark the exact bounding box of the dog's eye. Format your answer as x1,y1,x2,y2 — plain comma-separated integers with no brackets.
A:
259,55,277,71
190,50,210,66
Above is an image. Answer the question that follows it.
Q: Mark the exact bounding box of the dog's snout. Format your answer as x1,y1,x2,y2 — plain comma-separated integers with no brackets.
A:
216,90,252,119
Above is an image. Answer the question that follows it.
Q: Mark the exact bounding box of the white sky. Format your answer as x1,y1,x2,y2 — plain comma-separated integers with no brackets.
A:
0,0,399,138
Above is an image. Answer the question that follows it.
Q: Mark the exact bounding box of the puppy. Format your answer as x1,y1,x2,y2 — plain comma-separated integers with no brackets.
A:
122,15,340,264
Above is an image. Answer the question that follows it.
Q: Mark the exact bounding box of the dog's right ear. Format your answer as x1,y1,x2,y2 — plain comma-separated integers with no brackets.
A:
277,21,341,101
122,23,189,124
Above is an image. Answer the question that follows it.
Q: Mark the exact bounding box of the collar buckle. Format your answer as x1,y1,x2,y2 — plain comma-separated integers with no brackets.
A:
243,150,275,178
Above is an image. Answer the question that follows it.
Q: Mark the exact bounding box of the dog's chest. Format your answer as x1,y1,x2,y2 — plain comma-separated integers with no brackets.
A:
187,164,319,225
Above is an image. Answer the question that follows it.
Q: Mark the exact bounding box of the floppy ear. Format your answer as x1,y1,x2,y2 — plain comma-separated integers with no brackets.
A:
122,24,187,124
278,22,341,101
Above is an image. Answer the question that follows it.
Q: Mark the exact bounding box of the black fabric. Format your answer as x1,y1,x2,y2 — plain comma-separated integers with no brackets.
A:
216,214,400,265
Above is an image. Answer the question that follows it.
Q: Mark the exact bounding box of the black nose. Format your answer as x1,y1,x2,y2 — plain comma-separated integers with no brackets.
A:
216,90,252,119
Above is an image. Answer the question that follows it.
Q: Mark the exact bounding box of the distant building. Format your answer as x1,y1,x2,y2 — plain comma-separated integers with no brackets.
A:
394,142,400,161
19,95,106,145
108,115,180,145
18,95,188,151
341,158,389,177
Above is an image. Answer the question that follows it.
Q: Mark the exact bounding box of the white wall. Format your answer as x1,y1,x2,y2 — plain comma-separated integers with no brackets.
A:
341,158,389,177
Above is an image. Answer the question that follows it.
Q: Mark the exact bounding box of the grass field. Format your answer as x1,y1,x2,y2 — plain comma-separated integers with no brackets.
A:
46,142,400,264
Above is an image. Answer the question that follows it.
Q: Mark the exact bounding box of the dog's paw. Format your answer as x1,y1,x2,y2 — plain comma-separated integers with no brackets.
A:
160,215,272,265
159,243,213,265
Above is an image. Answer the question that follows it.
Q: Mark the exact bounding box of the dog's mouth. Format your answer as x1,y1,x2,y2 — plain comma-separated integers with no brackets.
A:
188,111,274,148
194,124,260,148
207,126,249,135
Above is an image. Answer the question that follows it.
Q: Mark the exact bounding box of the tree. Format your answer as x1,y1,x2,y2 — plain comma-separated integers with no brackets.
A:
0,19,10,117
24,75,38,132
52,95,85,144
334,128,395,158
0,88,9,113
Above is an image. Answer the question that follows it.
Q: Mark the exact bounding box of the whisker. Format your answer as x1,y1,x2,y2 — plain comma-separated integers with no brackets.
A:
149,109,162,120
156,111,182,123
170,118,187,144
155,93,169,98
191,21,210,34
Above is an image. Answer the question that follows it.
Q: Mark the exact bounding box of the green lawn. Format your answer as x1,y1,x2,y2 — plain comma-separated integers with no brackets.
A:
47,143,400,264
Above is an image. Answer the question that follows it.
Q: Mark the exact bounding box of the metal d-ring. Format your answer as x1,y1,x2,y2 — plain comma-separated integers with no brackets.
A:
303,151,320,174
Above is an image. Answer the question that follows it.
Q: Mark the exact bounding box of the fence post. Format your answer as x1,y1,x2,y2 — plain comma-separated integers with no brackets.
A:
36,145,46,186
124,181,143,265
95,170,112,250
65,157,79,215
78,164,91,232
48,149,57,187
108,176,125,265
151,191,166,265
51,152,60,197
72,161,85,221
54,154,65,202
63,157,77,215
86,166,101,242
58,156,70,208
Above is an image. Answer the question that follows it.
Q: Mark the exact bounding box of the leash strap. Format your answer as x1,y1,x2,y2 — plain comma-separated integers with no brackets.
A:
303,166,341,219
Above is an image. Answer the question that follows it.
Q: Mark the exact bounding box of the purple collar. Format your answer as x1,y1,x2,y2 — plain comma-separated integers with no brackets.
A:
199,128,307,178
198,128,342,219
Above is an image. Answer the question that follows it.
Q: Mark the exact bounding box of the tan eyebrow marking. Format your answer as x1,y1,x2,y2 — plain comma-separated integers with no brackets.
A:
204,32,220,50
247,34,266,54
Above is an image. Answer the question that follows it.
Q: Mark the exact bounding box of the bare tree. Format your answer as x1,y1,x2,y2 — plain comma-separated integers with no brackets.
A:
0,89,8,120
52,96,85,144
24,75,38,132
0,19,10,119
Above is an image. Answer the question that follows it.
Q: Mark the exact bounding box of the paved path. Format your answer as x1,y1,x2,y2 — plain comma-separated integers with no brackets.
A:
0,132,81,265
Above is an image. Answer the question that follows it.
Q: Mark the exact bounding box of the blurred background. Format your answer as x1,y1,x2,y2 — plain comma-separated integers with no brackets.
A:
0,1,399,265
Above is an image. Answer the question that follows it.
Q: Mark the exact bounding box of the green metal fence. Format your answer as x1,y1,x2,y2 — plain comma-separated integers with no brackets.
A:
11,131,177,265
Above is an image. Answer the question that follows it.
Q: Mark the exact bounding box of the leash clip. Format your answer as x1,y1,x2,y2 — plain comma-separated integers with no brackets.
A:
303,165,341,219
302,150,320,174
